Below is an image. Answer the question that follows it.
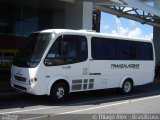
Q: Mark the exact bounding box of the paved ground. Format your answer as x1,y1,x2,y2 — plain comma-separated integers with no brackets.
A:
0,82,160,120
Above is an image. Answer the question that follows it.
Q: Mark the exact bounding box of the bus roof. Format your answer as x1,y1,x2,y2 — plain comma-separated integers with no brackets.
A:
36,29,152,43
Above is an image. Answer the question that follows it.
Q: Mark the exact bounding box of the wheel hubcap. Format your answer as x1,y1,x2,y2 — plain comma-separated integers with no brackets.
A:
56,87,65,99
124,82,131,93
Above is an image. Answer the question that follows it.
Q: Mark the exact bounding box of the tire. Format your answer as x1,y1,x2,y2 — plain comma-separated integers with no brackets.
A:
155,67,160,78
50,82,68,102
121,79,133,95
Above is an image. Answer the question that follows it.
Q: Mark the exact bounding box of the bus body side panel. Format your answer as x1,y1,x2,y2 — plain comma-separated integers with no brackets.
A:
89,35,155,90
89,60,154,90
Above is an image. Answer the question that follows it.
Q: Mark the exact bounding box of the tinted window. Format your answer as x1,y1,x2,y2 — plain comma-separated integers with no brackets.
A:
91,37,116,60
91,37,153,61
45,35,88,66
117,41,137,60
137,42,153,60
13,33,53,68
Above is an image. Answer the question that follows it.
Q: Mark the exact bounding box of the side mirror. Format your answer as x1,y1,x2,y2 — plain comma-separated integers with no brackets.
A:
44,59,53,66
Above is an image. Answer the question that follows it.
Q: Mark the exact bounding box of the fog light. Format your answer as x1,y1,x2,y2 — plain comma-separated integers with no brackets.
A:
30,78,38,83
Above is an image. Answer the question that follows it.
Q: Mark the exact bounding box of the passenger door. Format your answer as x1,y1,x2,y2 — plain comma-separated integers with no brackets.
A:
44,35,89,92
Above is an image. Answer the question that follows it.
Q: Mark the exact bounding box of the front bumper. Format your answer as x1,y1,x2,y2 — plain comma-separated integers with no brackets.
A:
11,78,39,95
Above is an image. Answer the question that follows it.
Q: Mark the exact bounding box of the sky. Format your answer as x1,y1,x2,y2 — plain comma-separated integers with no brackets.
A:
100,12,153,39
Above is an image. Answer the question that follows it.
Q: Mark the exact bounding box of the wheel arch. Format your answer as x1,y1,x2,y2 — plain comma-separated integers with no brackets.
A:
47,75,70,96
119,75,134,88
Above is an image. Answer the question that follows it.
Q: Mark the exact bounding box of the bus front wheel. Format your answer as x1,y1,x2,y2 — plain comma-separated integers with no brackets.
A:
50,82,68,102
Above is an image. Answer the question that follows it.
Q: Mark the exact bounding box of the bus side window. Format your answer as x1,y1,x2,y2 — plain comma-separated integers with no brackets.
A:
45,36,60,58
117,41,137,60
91,37,116,60
137,42,153,60
45,35,87,66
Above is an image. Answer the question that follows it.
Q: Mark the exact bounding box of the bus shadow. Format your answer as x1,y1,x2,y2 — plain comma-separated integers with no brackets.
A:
0,82,160,110
65,82,160,106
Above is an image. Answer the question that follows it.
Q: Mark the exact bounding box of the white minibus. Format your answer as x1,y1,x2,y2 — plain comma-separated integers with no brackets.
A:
11,29,155,101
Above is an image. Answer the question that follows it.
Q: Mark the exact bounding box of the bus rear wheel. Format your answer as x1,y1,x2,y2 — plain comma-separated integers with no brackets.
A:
121,79,133,95
50,82,68,102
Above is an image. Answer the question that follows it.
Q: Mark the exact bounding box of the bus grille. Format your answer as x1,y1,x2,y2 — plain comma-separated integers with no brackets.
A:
13,84,27,91
14,75,26,82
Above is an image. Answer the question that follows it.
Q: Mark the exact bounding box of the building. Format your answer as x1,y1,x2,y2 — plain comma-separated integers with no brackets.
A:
0,0,101,70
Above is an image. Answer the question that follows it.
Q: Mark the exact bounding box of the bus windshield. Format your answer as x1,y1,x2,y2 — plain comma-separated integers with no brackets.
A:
13,33,53,68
